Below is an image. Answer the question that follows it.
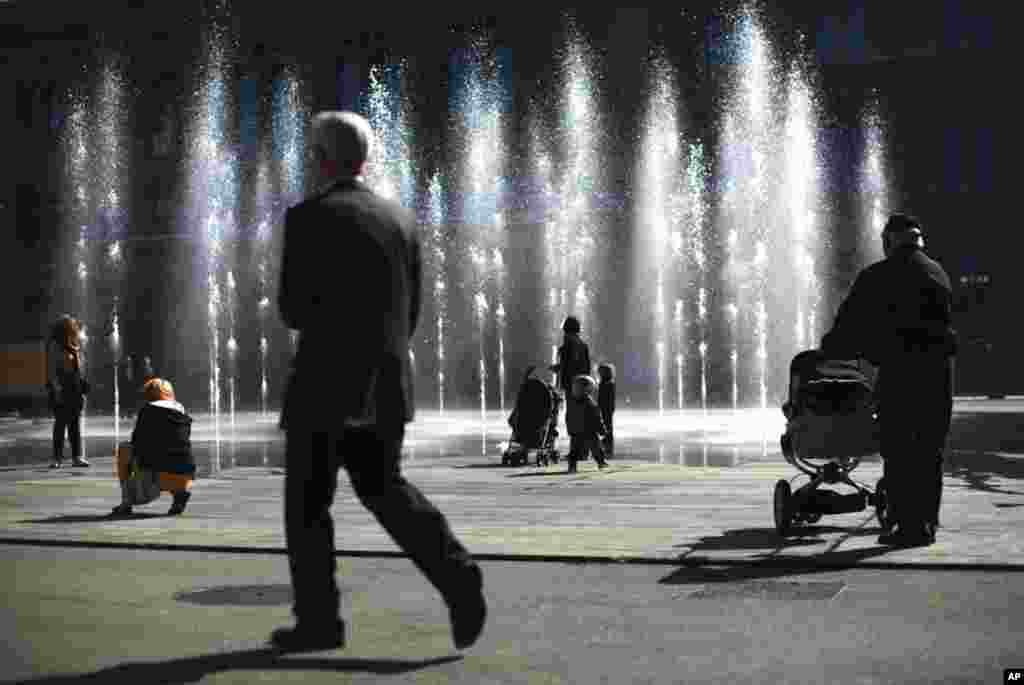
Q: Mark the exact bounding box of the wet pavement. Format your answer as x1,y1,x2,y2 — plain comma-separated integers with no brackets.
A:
1,402,1023,682
0,406,825,474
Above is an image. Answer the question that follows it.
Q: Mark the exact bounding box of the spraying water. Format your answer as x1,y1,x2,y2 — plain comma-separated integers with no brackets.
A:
185,4,239,467
427,173,448,413
455,31,507,415
861,93,888,267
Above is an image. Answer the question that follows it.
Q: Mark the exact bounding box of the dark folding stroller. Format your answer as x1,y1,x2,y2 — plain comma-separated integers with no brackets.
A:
775,349,891,535
502,366,561,467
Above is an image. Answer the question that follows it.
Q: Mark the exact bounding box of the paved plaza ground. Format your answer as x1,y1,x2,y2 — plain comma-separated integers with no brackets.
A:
1,402,1022,683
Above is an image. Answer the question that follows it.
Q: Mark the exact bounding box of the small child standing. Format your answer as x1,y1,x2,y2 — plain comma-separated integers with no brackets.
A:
565,374,608,473
596,362,616,458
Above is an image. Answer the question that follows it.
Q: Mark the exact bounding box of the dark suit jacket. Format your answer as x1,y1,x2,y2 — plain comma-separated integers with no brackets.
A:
278,178,421,432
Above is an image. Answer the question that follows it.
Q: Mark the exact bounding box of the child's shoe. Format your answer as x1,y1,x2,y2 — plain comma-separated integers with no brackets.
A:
168,491,191,516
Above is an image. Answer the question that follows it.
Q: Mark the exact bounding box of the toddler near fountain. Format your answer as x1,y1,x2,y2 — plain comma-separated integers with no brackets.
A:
566,374,609,473
597,362,616,458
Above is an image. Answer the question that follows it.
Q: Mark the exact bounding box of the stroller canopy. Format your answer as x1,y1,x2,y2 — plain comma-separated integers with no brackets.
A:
790,349,874,392
514,378,554,432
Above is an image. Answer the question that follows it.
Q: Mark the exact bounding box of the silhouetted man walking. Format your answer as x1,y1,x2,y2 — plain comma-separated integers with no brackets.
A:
821,213,956,547
273,111,486,651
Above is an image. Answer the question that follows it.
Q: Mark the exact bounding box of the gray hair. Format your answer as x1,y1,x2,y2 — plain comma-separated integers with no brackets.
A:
311,111,375,174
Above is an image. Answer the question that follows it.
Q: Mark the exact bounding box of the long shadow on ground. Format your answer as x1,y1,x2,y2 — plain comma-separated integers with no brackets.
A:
19,513,167,524
659,544,896,585
14,649,462,684
945,448,1024,496
673,525,880,556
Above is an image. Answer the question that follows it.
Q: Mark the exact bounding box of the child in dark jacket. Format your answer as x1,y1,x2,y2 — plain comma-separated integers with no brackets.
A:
596,362,616,458
565,374,608,473
111,378,195,517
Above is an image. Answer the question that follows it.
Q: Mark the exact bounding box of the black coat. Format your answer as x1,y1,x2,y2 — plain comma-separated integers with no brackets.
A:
131,402,195,474
821,245,956,365
278,178,420,433
597,381,615,429
555,334,591,395
46,340,88,411
566,394,606,437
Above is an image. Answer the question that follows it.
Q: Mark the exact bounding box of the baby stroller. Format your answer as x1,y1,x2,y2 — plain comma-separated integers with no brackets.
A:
775,349,891,536
502,366,561,467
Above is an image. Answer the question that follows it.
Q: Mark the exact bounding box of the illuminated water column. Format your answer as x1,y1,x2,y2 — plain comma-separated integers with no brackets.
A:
455,34,507,416
720,109,741,410
474,286,488,420
226,270,237,441
90,51,129,429
185,9,239,465
270,66,309,396
638,52,685,414
861,94,888,267
427,172,448,412
272,66,308,360
364,62,414,205
687,143,710,412
727,301,739,409
253,172,272,417
59,79,92,430
110,299,121,438
494,242,506,413
784,63,822,353
718,6,777,409
558,22,602,347
743,14,771,411
530,138,561,385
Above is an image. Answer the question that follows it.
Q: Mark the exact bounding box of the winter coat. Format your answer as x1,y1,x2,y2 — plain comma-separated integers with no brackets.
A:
131,400,195,475
46,339,88,410
566,393,607,438
597,380,615,429
555,334,591,395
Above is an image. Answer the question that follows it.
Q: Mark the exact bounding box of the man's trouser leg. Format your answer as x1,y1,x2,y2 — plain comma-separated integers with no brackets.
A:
916,357,953,529
284,429,341,625
343,426,475,606
881,357,952,531
879,367,918,530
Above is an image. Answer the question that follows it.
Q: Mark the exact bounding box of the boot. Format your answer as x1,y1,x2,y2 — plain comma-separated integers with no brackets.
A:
111,481,133,516
168,490,191,516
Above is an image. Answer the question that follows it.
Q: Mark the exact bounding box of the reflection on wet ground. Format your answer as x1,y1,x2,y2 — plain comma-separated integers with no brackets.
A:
1,401,1018,478
3,407,837,477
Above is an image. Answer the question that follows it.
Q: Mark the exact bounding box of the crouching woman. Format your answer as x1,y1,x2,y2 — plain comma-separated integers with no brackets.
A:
111,378,195,516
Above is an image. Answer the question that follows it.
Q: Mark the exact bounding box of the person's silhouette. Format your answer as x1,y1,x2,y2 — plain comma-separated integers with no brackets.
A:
273,111,486,652
821,213,956,547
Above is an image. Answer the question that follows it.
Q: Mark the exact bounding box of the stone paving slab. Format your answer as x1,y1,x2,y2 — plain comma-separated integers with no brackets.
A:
3,545,1022,684
1,450,1022,567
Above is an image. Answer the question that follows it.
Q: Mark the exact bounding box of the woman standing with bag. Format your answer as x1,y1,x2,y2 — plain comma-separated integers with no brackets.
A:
111,378,195,516
46,315,90,468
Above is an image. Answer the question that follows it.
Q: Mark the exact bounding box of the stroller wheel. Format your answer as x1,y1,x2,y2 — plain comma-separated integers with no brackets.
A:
773,480,793,536
874,478,892,531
